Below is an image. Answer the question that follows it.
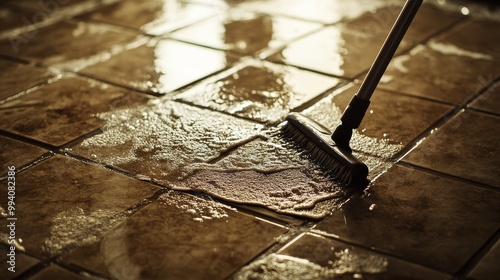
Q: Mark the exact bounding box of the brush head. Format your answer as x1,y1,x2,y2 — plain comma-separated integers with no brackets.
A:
281,112,369,188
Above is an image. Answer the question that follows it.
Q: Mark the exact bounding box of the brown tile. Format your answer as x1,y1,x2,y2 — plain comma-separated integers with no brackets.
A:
82,0,214,35
63,190,286,280
0,59,51,100
0,20,138,67
0,7,34,33
404,110,500,189
0,155,160,257
468,239,500,280
315,164,500,273
3,0,103,15
175,59,342,123
0,136,47,174
0,76,149,147
171,13,321,55
301,84,452,159
0,247,39,280
235,233,452,279
433,19,500,61
80,39,230,94
29,265,88,280
68,99,263,182
470,81,500,115
379,45,500,104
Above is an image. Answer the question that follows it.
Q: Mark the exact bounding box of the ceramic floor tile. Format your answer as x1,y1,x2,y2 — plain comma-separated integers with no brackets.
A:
0,136,47,174
404,110,500,189
0,76,149,147
171,13,321,56
3,0,104,14
470,81,500,115
234,232,452,279
80,39,230,94
315,164,500,273
0,155,160,257
432,19,500,61
300,84,452,159
468,239,500,280
379,44,500,104
175,59,342,123
0,7,34,33
0,20,138,67
0,60,52,100
28,265,89,280
68,99,263,182
82,0,214,35
63,190,286,280
0,247,39,280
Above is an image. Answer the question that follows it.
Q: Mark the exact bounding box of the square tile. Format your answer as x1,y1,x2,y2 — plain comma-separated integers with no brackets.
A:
0,248,39,280
470,81,500,115
0,20,138,67
234,233,452,279
468,239,500,280
315,164,500,273
301,84,452,159
403,110,500,189
0,155,160,257
379,44,500,104
81,0,214,35
432,19,500,61
68,99,263,182
0,136,47,175
175,59,342,123
28,265,88,280
171,13,321,56
80,39,230,94
63,190,286,280
0,59,52,100
0,76,149,147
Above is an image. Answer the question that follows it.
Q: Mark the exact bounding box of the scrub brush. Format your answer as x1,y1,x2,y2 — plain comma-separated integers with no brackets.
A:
281,0,423,188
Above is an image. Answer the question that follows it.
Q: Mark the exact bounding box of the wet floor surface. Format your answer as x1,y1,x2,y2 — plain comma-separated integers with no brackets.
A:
0,0,499,279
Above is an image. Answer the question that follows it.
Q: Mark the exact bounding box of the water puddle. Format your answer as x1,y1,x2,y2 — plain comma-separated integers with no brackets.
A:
233,251,388,280
428,0,500,21
428,40,493,60
43,207,124,256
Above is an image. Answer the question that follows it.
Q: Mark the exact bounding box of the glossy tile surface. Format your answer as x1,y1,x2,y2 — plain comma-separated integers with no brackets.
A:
64,190,286,280
0,76,149,146
0,20,137,67
176,59,342,123
467,239,500,280
316,164,500,273
404,110,500,189
470,81,500,115
235,233,452,279
80,39,229,94
0,60,51,100
0,135,47,174
82,0,214,35
0,155,160,257
0,7,34,33
171,13,321,55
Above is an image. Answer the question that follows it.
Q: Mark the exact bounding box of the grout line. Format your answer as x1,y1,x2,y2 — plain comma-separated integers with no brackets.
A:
455,228,500,280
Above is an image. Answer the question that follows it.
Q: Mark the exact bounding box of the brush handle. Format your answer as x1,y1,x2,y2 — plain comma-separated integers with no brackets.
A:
358,0,423,100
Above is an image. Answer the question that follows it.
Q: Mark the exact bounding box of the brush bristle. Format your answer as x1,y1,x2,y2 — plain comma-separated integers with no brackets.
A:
281,113,368,188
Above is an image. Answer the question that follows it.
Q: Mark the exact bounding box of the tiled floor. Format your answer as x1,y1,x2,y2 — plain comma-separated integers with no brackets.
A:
0,0,499,279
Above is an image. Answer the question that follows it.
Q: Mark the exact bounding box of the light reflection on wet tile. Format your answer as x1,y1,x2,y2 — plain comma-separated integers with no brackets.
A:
234,233,451,279
404,110,500,189
470,81,500,115
0,59,52,100
315,164,500,273
69,99,263,181
0,76,149,147
379,44,500,104
82,0,215,35
80,39,230,94
0,135,47,174
63,190,286,280
175,59,342,123
0,20,138,66
0,155,160,257
171,12,321,55
0,7,34,33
